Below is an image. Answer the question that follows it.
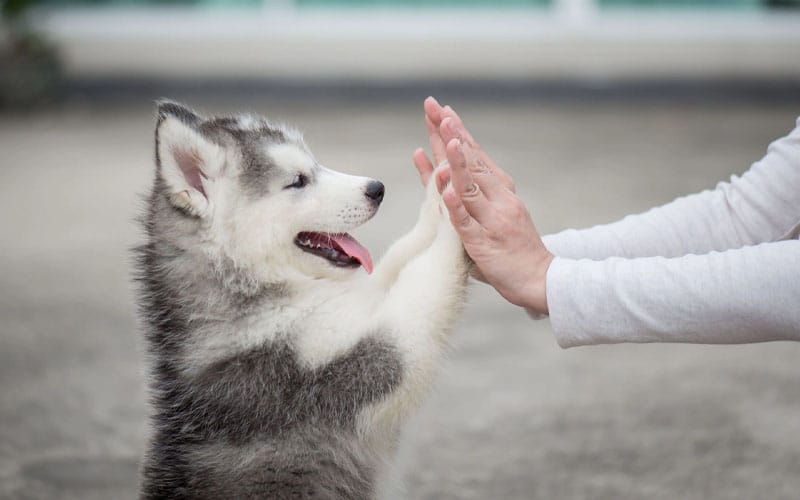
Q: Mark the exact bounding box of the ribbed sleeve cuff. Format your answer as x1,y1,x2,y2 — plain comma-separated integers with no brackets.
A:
544,256,664,348
545,257,595,349
544,257,640,349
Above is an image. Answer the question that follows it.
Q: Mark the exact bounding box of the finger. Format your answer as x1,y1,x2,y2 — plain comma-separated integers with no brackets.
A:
442,186,483,242
425,115,447,164
438,114,487,175
440,105,477,146
441,122,505,201
461,141,507,200
438,116,461,145
446,138,494,224
424,96,445,127
440,108,517,193
412,147,434,186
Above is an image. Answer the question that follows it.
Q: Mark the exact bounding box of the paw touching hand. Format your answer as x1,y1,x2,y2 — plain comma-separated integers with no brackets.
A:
413,97,553,315
419,160,449,226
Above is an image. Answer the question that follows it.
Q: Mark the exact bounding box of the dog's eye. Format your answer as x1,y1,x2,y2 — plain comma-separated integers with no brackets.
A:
285,174,309,189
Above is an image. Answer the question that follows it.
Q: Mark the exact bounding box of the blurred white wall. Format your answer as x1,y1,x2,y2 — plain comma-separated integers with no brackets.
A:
36,2,800,82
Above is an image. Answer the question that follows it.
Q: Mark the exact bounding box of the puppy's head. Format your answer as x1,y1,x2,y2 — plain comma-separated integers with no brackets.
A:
152,100,383,283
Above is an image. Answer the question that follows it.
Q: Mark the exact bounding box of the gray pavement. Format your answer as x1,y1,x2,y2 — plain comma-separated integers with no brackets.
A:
1,97,799,499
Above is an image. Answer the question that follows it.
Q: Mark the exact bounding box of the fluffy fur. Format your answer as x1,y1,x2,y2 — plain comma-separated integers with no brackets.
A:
135,101,469,499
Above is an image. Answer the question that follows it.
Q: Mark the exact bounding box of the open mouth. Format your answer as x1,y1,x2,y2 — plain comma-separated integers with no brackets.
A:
294,232,374,274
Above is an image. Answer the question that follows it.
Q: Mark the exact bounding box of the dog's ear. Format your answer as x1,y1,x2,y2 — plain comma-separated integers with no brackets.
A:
155,100,225,217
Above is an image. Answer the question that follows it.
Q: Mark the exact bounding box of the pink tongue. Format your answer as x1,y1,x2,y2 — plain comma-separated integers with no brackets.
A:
331,233,374,274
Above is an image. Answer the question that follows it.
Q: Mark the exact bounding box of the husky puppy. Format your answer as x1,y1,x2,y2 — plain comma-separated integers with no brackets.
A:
135,101,469,499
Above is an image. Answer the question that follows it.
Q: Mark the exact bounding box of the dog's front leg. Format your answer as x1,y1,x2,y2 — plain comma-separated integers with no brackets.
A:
365,201,470,436
371,173,443,290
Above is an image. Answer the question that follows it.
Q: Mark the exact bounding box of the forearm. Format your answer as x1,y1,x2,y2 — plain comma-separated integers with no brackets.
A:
546,240,800,348
544,117,800,260
541,191,740,260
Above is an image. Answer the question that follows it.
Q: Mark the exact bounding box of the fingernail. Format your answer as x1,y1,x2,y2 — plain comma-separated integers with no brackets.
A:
428,96,440,106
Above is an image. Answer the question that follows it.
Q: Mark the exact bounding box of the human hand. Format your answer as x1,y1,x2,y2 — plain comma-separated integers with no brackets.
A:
413,97,553,314
413,97,516,193
413,97,514,284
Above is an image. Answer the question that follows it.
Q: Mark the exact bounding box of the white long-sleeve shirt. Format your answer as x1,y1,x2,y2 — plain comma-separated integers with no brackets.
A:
541,117,800,348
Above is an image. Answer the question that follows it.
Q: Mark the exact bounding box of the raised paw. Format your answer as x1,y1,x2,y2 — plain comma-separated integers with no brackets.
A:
418,161,447,225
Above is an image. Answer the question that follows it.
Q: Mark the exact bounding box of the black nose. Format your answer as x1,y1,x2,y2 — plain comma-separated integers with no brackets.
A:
365,180,385,204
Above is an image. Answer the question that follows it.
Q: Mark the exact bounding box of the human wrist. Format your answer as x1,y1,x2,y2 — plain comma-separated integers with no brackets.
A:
520,249,554,315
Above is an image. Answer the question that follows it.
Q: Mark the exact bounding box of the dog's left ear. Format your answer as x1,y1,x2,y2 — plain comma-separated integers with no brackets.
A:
155,100,225,217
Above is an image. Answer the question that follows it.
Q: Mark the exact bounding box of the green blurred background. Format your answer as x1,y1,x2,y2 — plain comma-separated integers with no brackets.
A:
24,0,800,7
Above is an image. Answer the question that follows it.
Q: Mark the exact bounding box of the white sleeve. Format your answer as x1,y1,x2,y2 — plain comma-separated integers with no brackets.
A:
542,117,800,260
546,240,800,348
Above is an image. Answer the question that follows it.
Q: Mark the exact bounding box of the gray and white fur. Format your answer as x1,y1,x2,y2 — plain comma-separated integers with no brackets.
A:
135,101,469,499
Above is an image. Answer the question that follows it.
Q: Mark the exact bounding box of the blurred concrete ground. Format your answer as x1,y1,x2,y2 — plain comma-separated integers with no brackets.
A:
1,96,799,499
